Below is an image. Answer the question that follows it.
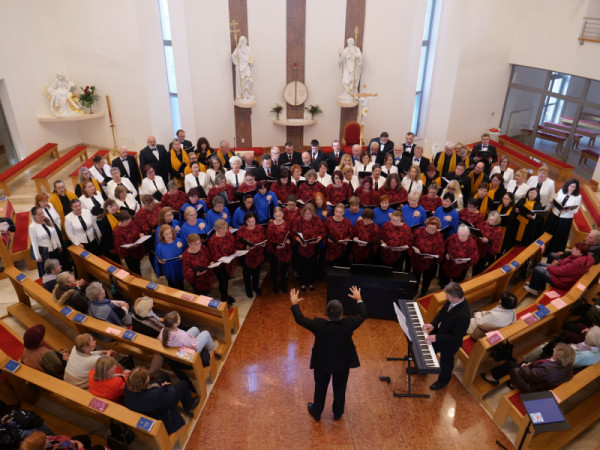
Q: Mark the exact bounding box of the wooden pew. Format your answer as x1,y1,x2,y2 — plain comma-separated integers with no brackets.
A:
543,121,597,147
572,185,600,245
32,145,88,194
0,207,35,276
69,149,110,189
0,350,183,450
0,143,59,196
4,266,213,397
537,125,583,149
498,135,574,182
577,148,599,166
520,128,566,153
7,302,73,352
68,245,240,344
486,139,543,174
560,115,600,132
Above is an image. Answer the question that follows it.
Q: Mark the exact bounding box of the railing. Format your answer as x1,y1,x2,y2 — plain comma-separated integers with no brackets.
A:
579,17,600,44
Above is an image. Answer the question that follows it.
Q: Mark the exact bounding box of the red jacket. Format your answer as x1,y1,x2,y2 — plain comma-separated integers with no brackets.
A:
547,254,594,289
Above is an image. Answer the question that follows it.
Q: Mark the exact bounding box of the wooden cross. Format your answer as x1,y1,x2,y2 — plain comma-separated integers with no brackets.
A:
230,20,240,45
354,85,378,145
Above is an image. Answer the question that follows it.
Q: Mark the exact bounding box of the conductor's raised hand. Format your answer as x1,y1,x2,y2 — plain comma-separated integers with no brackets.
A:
347,286,362,302
290,288,303,305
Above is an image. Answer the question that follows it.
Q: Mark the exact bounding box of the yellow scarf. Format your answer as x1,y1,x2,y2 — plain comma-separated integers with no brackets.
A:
478,196,489,218
469,171,484,193
436,151,456,175
170,149,190,188
516,200,535,241
49,191,78,225
488,187,498,201
185,163,206,175
106,213,118,230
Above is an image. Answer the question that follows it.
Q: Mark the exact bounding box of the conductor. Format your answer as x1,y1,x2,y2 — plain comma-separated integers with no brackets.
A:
290,286,367,421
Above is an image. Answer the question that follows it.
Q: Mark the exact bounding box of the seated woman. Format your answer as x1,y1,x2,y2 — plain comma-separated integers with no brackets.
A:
155,225,185,290
21,324,67,378
271,169,296,204
181,188,208,219
161,180,187,216
524,242,594,296
53,271,89,313
88,356,130,403
64,333,116,389
86,282,132,327
182,233,215,295
481,343,575,392
131,296,164,338
352,208,379,265
523,326,600,369
158,311,218,354
140,164,167,202
467,292,517,340
439,224,479,287
124,366,199,435
380,210,413,271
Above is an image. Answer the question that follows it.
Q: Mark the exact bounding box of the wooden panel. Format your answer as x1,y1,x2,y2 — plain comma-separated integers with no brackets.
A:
339,0,365,142
286,0,306,148
229,0,252,147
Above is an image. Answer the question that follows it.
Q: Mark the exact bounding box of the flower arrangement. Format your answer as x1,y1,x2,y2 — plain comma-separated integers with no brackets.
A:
79,85,99,113
271,103,284,120
305,104,322,119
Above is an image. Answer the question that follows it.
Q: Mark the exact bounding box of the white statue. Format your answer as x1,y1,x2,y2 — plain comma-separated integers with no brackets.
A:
338,38,362,102
47,73,83,117
231,36,255,102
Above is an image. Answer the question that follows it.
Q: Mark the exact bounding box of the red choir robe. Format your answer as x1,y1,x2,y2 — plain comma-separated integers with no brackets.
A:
477,222,503,259
324,217,352,261
113,221,146,259
208,232,237,275
419,195,442,215
182,245,216,292
271,182,296,203
380,222,413,266
266,221,292,263
235,225,266,268
351,220,379,263
378,186,408,206
291,215,326,258
297,181,326,203
411,227,445,272
441,233,479,279
353,186,378,207
326,183,353,205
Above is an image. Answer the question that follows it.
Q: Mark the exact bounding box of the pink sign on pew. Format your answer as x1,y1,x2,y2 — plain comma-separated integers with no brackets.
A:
195,295,212,306
576,283,587,291
522,313,539,325
114,269,129,280
485,330,504,345
551,298,567,310
106,327,122,335
545,290,560,299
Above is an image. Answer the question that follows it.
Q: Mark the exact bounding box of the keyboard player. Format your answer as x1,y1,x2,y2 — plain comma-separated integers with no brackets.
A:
423,282,470,391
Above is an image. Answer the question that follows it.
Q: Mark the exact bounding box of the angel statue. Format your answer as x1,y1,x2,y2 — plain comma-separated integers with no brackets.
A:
47,73,83,117
231,36,255,102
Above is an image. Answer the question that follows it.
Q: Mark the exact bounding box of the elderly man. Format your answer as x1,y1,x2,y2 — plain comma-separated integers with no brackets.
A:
291,285,367,421
433,141,460,178
270,146,280,166
327,140,343,174
466,161,489,194
279,141,302,166
139,135,170,182
241,151,258,171
351,144,362,165
112,146,142,187
208,140,235,169
169,129,193,153
370,132,394,163
547,230,600,265
255,154,280,181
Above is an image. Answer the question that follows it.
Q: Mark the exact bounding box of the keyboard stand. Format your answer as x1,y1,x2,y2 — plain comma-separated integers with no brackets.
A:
384,337,430,399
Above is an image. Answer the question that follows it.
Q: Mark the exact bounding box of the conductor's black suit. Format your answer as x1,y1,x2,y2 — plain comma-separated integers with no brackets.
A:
291,301,367,420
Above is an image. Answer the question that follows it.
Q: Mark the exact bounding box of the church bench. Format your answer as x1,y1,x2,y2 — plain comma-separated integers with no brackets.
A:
32,145,88,194
493,361,600,449
233,147,264,157
0,209,35,277
560,116,600,132
577,148,599,166
68,245,239,345
0,143,59,196
520,128,566,153
0,350,183,450
537,125,583,149
572,185,600,244
498,135,574,182
68,149,110,189
544,121,597,147
581,185,600,225
3,266,214,396
488,139,542,175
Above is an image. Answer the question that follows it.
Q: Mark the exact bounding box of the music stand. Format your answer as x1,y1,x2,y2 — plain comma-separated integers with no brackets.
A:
516,391,570,450
382,301,429,399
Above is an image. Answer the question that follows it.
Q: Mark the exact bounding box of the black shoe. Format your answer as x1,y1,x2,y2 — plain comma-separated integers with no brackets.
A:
227,295,236,304
246,288,253,298
307,403,320,422
273,284,280,294
280,283,288,294
480,373,499,386
429,381,447,391
253,287,262,296
333,413,343,421
184,396,200,415
300,285,306,292
309,285,315,291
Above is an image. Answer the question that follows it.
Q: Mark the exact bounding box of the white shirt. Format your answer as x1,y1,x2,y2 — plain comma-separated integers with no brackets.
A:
527,176,556,209
89,165,113,196
206,169,223,187
490,166,514,188
116,194,140,213
184,173,208,194
505,180,530,204
63,348,103,389
401,177,424,196
343,176,360,191
550,190,581,220
140,175,168,197
225,169,246,188
79,192,105,216
65,210,101,246
106,178,138,200
29,221,61,259
42,203,62,231
381,166,399,177
317,173,332,188
117,158,130,176
354,162,374,176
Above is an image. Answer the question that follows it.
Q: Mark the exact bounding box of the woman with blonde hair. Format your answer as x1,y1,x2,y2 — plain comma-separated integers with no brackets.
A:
89,355,130,403
131,296,164,337
505,168,530,203
401,164,423,196
441,179,463,210
52,271,88,313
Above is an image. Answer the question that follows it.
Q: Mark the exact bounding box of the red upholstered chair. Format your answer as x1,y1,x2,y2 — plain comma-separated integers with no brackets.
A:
343,121,361,146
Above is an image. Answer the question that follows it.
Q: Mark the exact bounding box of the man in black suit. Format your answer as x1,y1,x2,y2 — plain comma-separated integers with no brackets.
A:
240,152,259,171
254,155,280,181
169,129,194,153
424,282,470,390
327,140,343,174
139,136,170,182
370,132,394,164
443,162,470,197
112,146,142,188
308,139,326,167
402,131,417,156
279,142,302,167
291,285,367,421
470,132,497,174
400,145,429,175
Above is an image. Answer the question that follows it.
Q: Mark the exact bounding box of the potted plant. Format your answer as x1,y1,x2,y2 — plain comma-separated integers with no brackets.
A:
79,85,99,113
305,104,322,120
271,104,284,120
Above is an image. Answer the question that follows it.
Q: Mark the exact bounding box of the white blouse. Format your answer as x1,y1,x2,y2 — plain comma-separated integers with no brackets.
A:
42,203,62,231
29,221,61,259
550,190,581,220
116,194,140,213
527,176,556,209
354,162,374,176
106,178,138,200
79,193,105,217
184,173,208,194
140,176,168,198
381,166,399,177
343,176,360,191
316,173,332,188
490,166,514,188
401,177,424,196
505,180,530,204
65,210,101,246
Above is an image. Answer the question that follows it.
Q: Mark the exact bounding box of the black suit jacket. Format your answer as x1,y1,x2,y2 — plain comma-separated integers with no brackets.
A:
431,300,470,352
254,165,281,181
327,152,344,174
471,144,498,171
139,145,170,182
402,143,417,156
169,139,194,153
369,138,395,155
278,151,302,167
400,154,430,175
292,302,367,373
112,155,142,187
308,150,327,167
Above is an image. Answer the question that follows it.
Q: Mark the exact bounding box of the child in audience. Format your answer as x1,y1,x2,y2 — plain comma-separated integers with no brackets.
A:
158,311,218,354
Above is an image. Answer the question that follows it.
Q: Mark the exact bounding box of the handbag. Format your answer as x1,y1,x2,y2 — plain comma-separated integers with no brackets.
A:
491,340,514,361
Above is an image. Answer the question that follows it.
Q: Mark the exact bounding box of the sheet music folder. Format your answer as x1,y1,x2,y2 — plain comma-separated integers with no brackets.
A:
521,390,570,434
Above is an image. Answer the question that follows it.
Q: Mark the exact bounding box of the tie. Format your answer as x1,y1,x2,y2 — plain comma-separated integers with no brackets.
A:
513,186,518,195
78,216,89,243
195,177,200,188
374,181,378,190
409,181,413,193
152,180,159,192
44,208,56,227
235,174,239,188
536,183,541,190
124,201,131,211
267,169,270,177
312,153,316,162
91,196,101,209
41,223,52,239
561,195,570,206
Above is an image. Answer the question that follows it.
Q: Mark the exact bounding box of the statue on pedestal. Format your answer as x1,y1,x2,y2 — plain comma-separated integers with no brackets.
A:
47,73,83,117
338,37,362,105
231,35,255,104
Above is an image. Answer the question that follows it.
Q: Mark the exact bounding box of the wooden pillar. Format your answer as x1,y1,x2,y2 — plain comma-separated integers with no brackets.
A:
229,0,252,148
339,0,366,143
286,0,306,149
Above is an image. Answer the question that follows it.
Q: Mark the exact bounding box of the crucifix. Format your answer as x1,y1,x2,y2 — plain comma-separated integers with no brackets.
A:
230,20,243,99
354,85,378,145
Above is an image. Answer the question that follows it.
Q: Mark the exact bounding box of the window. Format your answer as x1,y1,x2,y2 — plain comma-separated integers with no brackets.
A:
158,0,181,134
411,0,437,135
